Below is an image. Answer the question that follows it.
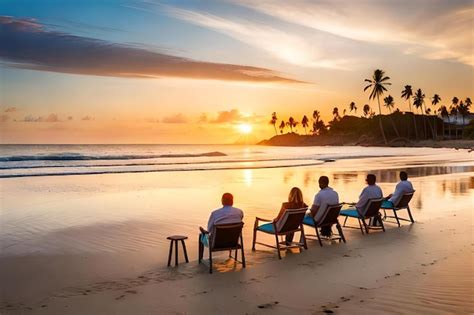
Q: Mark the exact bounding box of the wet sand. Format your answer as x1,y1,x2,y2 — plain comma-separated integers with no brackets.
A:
1,149,473,314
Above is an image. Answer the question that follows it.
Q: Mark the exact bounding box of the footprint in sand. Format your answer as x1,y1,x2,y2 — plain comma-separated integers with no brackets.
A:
257,301,279,309
115,295,126,301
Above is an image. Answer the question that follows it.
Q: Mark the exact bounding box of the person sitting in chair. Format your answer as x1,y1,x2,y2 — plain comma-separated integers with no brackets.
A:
308,176,339,237
384,171,414,207
275,187,308,245
354,174,383,212
200,193,243,247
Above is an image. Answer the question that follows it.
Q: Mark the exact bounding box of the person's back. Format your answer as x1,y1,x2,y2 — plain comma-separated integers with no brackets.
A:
207,205,243,233
356,174,383,213
309,176,339,237
388,171,414,205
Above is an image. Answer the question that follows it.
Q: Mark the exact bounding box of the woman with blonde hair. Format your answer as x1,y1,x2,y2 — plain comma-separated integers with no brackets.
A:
275,187,308,245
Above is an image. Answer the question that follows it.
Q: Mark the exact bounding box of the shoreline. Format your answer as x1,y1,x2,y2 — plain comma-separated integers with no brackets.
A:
258,134,474,150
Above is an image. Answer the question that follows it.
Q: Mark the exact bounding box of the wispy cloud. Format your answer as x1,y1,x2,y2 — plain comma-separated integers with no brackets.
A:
0,16,303,83
234,0,474,66
164,6,351,69
4,107,17,113
162,113,188,123
23,113,60,122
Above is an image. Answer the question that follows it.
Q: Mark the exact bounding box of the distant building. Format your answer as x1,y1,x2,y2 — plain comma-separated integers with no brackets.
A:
440,113,473,126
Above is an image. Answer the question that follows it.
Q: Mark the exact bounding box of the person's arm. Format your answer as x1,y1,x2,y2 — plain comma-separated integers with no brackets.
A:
355,188,368,209
207,212,215,233
389,183,401,203
310,193,321,217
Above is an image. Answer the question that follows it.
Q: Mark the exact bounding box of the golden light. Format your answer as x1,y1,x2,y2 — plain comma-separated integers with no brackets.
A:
238,123,252,134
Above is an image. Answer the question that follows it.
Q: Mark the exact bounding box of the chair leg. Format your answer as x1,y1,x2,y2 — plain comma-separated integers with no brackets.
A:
181,239,189,263
361,219,369,234
383,209,387,219
229,250,232,258
240,235,246,268
198,235,203,263
235,247,238,262
300,225,308,250
275,233,282,259
343,216,348,227
358,218,365,234
167,241,173,266
252,228,257,251
392,209,401,227
315,226,323,247
379,214,386,232
336,222,346,243
407,205,415,223
209,250,213,274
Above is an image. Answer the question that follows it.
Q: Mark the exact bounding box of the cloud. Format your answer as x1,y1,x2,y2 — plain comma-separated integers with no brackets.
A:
0,114,9,122
81,115,93,121
209,109,262,124
165,6,350,69
0,16,303,83
162,113,188,123
4,107,17,113
23,113,60,122
234,0,474,66
67,116,73,120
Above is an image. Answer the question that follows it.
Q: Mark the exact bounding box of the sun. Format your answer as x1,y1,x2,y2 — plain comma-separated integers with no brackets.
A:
238,123,252,134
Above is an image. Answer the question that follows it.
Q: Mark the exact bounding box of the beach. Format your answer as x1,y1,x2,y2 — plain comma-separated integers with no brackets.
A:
1,145,473,314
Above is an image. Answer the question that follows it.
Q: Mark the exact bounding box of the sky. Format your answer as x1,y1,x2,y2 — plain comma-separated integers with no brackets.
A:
0,0,473,144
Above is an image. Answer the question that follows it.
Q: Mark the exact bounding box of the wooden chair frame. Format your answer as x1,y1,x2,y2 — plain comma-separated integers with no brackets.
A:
252,208,308,259
303,204,346,247
198,222,245,274
382,191,415,227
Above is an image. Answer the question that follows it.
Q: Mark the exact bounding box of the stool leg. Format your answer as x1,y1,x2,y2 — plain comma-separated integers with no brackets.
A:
174,240,178,266
167,241,173,266
181,240,189,263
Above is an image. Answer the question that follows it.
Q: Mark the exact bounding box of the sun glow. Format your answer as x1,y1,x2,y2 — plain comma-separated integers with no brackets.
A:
238,123,252,134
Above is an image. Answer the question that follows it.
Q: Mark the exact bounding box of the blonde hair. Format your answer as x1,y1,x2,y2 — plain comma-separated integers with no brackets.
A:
288,187,304,205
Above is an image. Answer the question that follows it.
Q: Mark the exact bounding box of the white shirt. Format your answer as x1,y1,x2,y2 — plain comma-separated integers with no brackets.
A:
207,206,243,233
312,187,339,222
389,180,414,204
356,184,383,212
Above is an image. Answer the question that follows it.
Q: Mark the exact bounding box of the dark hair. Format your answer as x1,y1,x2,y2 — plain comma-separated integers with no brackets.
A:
400,171,408,180
319,176,329,187
366,174,376,185
221,193,234,206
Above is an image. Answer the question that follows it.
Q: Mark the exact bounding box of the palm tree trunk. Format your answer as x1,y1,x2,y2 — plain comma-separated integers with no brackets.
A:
377,96,388,144
409,99,418,140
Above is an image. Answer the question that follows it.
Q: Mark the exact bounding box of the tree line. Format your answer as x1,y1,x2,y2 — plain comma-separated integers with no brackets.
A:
269,69,472,143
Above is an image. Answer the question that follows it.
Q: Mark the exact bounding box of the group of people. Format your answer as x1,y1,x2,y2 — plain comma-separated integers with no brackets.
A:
201,171,414,245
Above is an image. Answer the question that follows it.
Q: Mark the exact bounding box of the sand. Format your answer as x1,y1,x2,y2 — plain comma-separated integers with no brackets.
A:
1,201,473,314
1,150,473,314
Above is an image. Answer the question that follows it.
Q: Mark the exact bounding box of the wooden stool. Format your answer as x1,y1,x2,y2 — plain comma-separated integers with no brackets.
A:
167,235,189,266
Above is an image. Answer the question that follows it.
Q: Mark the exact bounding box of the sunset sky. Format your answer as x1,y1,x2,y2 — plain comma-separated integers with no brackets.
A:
1,0,473,144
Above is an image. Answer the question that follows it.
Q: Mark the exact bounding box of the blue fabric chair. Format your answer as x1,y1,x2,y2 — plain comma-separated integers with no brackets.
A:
302,204,346,247
252,208,308,259
340,198,385,234
381,191,415,227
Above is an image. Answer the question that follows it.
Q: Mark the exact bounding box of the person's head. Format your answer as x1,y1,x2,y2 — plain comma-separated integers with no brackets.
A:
399,171,408,181
366,174,376,185
221,193,234,206
318,176,329,189
288,187,304,205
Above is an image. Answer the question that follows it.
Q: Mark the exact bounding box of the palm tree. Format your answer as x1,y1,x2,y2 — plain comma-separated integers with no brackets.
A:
384,95,400,137
431,94,441,140
451,97,459,139
439,105,449,139
349,102,357,115
301,115,309,134
364,69,391,144
286,117,298,133
332,107,340,122
413,89,427,139
269,112,278,135
312,110,321,135
401,85,418,140
363,104,371,118
278,120,286,134
383,95,395,113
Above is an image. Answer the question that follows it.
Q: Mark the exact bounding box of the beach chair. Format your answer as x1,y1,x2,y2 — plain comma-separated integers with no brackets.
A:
252,208,308,259
340,198,385,234
198,222,245,274
381,191,415,227
302,203,346,246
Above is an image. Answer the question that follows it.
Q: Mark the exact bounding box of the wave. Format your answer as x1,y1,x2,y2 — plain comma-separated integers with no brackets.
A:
0,151,227,162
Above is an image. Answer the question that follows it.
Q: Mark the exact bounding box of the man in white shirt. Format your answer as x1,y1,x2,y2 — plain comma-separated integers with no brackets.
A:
308,176,339,237
384,171,414,207
200,193,243,248
355,174,383,213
